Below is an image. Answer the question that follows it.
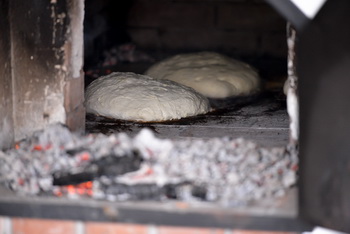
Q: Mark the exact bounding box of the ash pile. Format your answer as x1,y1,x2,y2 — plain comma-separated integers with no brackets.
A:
0,124,298,206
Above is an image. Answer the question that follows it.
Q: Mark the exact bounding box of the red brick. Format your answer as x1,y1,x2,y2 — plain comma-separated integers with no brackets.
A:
158,226,225,234
128,0,214,29
130,27,258,56
0,217,11,234
214,31,258,53
159,29,257,54
159,29,216,50
217,3,286,31
85,222,148,234
12,218,75,234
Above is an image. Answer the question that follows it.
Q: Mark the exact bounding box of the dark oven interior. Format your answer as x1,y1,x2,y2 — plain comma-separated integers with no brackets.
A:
83,0,290,147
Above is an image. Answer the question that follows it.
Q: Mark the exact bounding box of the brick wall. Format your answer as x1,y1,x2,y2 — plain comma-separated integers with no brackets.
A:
126,0,287,58
0,217,297,234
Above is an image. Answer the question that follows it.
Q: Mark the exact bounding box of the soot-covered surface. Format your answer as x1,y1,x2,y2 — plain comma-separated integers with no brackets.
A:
86,90,289,147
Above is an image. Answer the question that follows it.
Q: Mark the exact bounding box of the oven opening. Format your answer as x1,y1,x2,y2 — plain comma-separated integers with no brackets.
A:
83,0,290,145
0,0,307,232
80,0,298,208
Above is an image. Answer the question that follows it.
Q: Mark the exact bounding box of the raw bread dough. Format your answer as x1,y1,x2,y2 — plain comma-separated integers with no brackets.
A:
85,72,210,122
145,52,261,98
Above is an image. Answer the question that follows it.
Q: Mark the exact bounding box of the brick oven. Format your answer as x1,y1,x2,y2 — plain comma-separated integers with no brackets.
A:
0,0,350,233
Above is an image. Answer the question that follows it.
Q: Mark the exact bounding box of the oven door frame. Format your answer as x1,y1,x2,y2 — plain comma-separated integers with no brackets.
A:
266,0,350,232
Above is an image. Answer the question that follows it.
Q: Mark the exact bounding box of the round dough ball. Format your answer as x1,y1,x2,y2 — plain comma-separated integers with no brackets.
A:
85,72,211,122
145,52,261,98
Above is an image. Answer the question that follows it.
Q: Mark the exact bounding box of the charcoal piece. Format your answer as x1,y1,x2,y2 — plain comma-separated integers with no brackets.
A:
163,184,178,199
191,185,207,200
52,153,142,186
103,183,163,200
163,182,193,199
167,183,207,201
53,170,96,186
95,152,143,177
65,148,90,156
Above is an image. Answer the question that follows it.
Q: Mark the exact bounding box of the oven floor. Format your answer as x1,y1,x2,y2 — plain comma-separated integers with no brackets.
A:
86,89,289,147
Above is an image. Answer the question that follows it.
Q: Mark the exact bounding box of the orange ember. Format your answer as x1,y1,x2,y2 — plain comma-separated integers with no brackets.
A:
58,181,94,197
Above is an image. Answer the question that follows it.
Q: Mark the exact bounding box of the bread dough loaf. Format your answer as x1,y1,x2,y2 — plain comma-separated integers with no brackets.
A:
85,72,210,122
145,52,261,98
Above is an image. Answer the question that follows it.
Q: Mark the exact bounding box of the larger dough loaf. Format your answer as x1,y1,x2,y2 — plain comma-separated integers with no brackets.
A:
145,52,261,98
85,72,210,122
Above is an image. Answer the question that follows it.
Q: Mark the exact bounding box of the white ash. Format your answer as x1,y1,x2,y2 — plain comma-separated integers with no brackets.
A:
0,124,137,195
129,130,298,205
0,124,298,205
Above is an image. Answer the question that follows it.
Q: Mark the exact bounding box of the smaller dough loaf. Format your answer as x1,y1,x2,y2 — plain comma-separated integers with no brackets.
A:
85,72,210,122
145,52,261,98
